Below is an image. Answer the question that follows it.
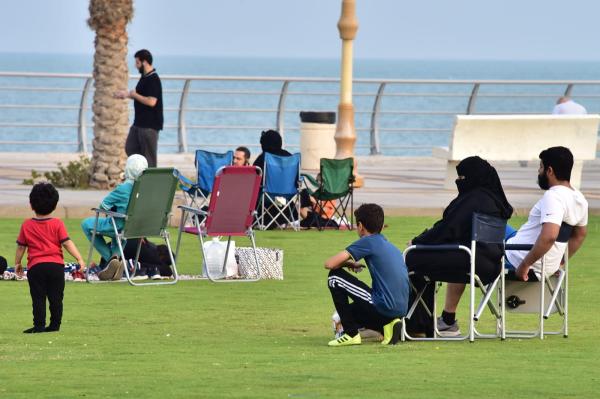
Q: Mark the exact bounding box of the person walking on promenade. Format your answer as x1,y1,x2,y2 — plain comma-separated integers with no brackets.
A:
116,49,163,167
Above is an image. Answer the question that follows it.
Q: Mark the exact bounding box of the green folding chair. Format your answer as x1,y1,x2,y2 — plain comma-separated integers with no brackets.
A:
85,168,180,286
301,157,354,230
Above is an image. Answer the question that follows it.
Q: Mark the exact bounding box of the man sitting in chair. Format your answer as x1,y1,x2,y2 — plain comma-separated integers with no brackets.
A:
506,146,588,281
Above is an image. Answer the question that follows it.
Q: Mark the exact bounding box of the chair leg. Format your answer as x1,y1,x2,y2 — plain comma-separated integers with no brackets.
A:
85,212,101,283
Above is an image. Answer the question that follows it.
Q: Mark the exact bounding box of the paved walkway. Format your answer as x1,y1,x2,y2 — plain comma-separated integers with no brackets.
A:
1,152,599,219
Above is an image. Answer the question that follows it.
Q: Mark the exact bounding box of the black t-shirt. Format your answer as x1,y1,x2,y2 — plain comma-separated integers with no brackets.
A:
133,70,163,131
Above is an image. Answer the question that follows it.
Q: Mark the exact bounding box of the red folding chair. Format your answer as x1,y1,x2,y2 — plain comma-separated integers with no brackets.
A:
175,166,262,282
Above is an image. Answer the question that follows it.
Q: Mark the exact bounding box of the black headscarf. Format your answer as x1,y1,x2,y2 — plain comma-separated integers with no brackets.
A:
260,130,283,153
455,156,513,218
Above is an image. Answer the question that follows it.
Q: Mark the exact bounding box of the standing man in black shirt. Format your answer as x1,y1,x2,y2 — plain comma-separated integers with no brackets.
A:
115,49,163,167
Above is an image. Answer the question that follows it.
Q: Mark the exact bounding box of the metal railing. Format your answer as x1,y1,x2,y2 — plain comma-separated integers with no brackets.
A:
1,71,599,155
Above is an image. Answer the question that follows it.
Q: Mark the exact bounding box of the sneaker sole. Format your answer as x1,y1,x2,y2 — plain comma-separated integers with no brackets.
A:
437,330,462,337
97,260,119,281
111,260,125,281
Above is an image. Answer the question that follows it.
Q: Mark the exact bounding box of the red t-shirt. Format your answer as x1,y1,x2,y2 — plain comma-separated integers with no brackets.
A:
16,218,70,268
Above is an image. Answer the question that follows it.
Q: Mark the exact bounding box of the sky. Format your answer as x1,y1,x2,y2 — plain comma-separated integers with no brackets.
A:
1,0,599,60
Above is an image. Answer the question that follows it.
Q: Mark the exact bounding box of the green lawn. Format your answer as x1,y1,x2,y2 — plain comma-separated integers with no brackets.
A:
1,216,599,398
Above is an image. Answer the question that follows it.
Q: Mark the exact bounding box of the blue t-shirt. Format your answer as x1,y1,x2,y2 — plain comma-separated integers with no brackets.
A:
346,234,409,318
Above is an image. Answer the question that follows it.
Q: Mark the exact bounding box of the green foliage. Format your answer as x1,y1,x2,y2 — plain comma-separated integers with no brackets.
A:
0,216,599,398
23,155,91,189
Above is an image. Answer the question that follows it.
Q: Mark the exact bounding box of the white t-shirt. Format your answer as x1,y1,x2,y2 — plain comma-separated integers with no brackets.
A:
506,185,588,276
552,100,587,115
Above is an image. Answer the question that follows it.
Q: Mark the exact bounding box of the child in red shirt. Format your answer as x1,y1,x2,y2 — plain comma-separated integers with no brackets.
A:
15,183,85,333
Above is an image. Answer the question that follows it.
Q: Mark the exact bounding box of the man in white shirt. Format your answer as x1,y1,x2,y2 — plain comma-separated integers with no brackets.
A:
552,96,587,115
506,146,588,281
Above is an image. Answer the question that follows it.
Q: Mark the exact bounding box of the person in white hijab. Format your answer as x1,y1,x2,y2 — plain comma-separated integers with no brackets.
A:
81,155,148,279
124,154,148,182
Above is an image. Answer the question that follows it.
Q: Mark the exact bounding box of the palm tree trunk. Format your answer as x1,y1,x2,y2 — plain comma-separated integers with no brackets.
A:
88,0,133,189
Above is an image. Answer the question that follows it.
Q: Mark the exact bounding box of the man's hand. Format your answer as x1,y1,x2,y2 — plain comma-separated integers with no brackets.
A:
345,261,364,273
515,264,530,281
15,263,23,277
113,90,129,99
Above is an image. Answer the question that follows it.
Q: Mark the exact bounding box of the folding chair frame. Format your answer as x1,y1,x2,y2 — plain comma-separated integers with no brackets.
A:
175,166,263,282
84,209,179,286
256,153,301,231
301,158,355,231
500,244,569,340
178,150,233,226
401,214,507,342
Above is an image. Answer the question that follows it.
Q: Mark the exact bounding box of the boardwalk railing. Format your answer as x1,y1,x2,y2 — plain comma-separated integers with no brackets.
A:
0,72,599,155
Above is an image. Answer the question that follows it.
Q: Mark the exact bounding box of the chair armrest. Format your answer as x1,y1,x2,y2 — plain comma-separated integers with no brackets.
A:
505,244,534,251
91,208,127,219
178,205,208,216
178,174,197,186
410,244,466,251
301,173,319,187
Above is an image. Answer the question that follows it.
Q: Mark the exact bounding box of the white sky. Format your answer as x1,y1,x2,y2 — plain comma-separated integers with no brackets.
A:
1,0,599,60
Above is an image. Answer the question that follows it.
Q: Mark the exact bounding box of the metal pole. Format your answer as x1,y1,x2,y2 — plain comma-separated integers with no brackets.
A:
177,79,191,153
466,83,480,115
276,81,290,137
78,77,93,153
369,82,386,155
564,83,574,97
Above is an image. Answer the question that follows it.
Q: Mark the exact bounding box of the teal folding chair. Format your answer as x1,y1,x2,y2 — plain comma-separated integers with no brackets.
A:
85,168,180,286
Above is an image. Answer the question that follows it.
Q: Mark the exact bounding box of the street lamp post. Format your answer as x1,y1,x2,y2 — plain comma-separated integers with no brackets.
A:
335,0,363,187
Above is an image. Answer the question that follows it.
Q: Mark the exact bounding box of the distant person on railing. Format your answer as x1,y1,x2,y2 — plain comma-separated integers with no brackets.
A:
115,49,163,168
552,96,587,115
252,130,291,172
233,146,251,166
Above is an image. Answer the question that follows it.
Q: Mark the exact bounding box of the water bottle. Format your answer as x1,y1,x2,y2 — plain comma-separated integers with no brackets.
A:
204,238,226,279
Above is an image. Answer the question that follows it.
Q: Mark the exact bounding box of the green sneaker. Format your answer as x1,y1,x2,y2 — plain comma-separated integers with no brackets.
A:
328,333,361,347
381,318,402,345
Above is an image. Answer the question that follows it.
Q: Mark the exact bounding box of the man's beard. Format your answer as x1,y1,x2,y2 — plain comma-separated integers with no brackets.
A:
138,65,144,74
537,172,550,190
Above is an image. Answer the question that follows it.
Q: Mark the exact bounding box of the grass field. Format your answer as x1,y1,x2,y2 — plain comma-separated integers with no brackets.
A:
1,216,599,398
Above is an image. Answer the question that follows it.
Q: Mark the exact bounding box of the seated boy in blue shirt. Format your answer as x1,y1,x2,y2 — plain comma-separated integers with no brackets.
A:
325,203,409,346
81,154,148,280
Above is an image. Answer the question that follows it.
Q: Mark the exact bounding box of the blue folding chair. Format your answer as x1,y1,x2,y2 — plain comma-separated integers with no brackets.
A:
178,149,233,211
257,152,301,231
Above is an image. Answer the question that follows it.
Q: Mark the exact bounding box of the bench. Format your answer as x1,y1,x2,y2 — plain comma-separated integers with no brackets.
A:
433,114,600,189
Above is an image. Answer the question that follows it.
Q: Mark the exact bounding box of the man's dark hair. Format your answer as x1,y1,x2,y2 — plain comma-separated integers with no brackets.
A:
134,49,153,65
29,182,59,215
539,146,574,181
236,146,251,161
354,203,384,234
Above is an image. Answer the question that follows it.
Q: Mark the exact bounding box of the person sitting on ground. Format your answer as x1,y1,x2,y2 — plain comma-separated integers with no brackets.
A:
552,96,587,115
233,146,251,166
404,156,513,337
124,238,174,279
506,146,588,281
325,203,409,346
81,154,148,280
252,129,291,172
15,182,86,333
